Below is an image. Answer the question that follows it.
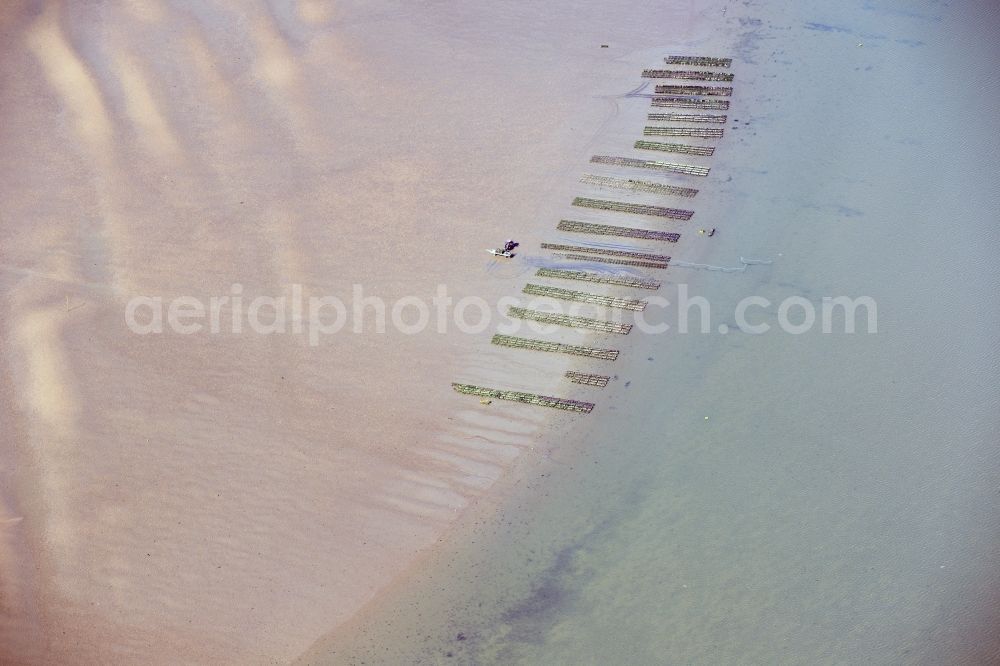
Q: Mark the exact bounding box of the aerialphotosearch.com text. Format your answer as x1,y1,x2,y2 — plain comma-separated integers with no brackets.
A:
124,283,878,345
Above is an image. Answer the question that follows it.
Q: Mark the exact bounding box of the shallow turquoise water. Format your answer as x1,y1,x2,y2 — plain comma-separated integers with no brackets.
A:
302,1,1000,663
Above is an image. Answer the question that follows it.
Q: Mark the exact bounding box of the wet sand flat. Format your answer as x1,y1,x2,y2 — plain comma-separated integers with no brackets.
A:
0,0,703,663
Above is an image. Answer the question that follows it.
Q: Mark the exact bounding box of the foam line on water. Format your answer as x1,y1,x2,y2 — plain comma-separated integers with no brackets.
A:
670,257,773,273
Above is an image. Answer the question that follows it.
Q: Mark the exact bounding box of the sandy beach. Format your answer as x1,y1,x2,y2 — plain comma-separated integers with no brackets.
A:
4,0,1000,664
1,0,729,662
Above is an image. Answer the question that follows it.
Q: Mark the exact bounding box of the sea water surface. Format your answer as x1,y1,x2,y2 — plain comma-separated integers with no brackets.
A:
301,0,1000,663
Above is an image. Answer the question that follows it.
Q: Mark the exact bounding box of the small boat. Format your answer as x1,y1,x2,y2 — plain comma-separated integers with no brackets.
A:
487,248,514,258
